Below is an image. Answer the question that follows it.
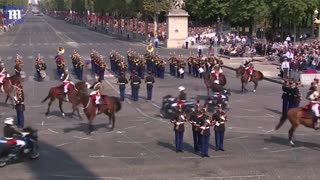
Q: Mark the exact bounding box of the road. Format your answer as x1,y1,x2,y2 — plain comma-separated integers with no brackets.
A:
0,13,319,180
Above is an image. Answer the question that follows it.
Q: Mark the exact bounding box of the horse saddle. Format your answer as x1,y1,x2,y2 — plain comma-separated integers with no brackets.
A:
301,106,312,119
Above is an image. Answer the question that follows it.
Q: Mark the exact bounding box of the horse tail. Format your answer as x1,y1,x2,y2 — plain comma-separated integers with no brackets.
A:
115,97,122,112
256,71,264,81
275,113,287,130
41,88,53,103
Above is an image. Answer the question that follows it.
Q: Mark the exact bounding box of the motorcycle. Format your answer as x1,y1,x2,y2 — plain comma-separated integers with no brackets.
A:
0,127,40,168
160,95,196,119
206,89,231,112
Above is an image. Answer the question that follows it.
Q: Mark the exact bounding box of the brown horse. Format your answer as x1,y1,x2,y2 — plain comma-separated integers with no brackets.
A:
1,74,21,107
203,72,227,97
41,81,89,119
275,107,315,147
77,87,122,134
236,66,263,92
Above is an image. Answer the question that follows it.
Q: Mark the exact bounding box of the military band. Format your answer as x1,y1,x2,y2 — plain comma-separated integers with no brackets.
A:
55,47,65,78
117,72,128,101
35,55,47,81
14,83,25,128
71,50,84,80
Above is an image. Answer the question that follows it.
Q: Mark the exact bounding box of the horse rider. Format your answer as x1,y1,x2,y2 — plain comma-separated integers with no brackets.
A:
309,95,320,129
246,63,254,82
14,58,22,77
178,86,187,106
242,58,250,67
61,71,72,102
211,64,220,85
117,71,128,101
281,80,290,116
3,117,26,154
0,68,7,92
55,47,65,78
89,82,103,113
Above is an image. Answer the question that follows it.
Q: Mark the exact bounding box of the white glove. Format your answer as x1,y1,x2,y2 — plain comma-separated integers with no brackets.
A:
21,132,29,137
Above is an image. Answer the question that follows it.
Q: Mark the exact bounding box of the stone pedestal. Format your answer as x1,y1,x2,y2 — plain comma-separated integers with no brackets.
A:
165,9,189,48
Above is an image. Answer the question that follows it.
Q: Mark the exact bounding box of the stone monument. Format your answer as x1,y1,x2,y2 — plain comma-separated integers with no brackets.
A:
165,0,189,48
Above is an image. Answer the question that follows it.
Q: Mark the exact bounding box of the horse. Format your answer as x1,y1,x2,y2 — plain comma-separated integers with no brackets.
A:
0,74,20,107
203,72,227,97
77,87,122,134
41,81,89,119
275,107,316,147
236,66,263,92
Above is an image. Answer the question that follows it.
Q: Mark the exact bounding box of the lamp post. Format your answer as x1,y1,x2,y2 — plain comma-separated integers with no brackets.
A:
313,9,320,40
214,16,220,55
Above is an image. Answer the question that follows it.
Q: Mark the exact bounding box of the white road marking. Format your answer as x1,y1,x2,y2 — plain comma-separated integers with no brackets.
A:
123,125,136,130
50,174,123,180
27,55,34,59
7,56,13,60
41,121,44,126
195,175,266,179
48,129,59,134
150,102,161,108
55,143,70,147
270,147,305,153
72,136,93,140
225,136,249,141
264,129,274,134
89,155,143,160
49,55,55,59
13,44,18,46
117,140,148,144
22,43,26,46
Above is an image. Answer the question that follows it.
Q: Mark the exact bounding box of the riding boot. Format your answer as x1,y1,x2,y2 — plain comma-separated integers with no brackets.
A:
96,104,101,114
249,74,253,82
64,93,69,102
316,119,320,130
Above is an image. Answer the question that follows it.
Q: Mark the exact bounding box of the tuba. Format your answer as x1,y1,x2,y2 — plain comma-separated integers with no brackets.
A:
147,45,154,53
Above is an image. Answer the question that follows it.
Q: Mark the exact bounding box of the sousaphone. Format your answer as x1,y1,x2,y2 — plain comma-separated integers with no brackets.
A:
147,45,154,53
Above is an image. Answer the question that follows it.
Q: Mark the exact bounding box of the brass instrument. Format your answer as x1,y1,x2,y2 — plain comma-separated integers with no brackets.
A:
147,45,154,53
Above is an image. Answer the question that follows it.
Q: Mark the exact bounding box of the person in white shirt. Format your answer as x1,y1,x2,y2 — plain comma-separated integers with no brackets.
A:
281,58,290,79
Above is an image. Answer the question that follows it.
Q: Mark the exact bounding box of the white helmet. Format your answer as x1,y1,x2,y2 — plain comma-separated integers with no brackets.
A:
4,117,14,125
178,86,185,91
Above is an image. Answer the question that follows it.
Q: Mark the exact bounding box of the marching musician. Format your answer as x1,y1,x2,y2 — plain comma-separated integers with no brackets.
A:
117,71,128,101
14,56,23,77
35,56,47,81
246,63,254,82
98,59,106,82
55,47,65,78
189,100,201,152
171,105,187,153
0,63,8,92
145,71,155,100
281,80,290,117
14,83,25,128
212,104,227,151
198,107,211,157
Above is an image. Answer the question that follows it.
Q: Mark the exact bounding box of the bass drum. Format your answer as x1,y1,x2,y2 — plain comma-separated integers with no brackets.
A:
40,70,46,79
20,71,26,81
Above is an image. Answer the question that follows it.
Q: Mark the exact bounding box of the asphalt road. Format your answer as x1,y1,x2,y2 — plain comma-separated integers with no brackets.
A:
0,13,319,180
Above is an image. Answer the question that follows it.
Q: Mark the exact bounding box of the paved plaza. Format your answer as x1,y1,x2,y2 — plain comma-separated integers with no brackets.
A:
0,14,319,180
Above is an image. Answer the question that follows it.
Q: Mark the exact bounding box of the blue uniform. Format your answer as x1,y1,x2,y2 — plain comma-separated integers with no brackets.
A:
130,75,141,101
117,75,128,101
171,112,186,152
213,111,226,151
15,87,25,128
145,75,155,100
199,114,210,157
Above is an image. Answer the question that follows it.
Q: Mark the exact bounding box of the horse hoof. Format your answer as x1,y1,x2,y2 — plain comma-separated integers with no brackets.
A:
45,112,49,116
108,124,113,129
290,141,295,147
253,90,256,93
62,113,65,118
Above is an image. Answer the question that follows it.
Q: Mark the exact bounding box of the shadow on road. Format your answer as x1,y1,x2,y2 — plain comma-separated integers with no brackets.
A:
264,135,320,151
264,107,282,115
63,122,109,133
25,141,104,180
157,140,198,154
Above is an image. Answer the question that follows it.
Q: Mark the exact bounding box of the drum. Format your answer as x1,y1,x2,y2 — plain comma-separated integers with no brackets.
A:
178,68,184,74
40,70,46,79
20,71,26,81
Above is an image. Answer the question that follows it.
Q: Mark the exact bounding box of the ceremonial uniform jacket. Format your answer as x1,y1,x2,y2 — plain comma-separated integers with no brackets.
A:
131,75,141,88
15,88,25,111
117,76,128,89
282,85,290,99
198,114,210,136
145,75,155,89
172,112,185,132
179,91,187,101
189,110,201,131
212,111,226,132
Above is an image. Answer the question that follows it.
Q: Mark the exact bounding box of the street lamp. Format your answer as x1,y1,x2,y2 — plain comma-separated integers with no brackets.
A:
313,9,320,40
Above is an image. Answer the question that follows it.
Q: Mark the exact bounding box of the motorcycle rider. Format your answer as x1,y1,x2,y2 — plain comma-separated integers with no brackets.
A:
177,86,187,107
3,117,26,154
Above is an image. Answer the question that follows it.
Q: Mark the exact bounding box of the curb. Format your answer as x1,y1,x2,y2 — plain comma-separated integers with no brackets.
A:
223,65,283,85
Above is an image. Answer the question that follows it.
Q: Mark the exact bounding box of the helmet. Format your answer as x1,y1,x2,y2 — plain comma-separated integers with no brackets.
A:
4,117,14,125
178,86,185,91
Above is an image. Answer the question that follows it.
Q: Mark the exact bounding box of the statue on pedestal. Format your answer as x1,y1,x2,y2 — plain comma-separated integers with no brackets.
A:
171,0,186,9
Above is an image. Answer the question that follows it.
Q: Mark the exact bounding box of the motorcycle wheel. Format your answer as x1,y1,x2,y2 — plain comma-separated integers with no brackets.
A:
29,144,40,159
0,159,7,168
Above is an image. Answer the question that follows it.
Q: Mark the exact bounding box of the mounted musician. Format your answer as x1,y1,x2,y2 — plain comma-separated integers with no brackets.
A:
0,67,9,92
304,95,320,129
211,64,221,85
14,55,24,78
60,71,73,102
55,47,66,78
89,82,108,114
246,63,255,82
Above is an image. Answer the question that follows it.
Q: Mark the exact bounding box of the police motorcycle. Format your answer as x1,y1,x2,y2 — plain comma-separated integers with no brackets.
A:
0,127,40,168
160,95,196,119
207,88,231,112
